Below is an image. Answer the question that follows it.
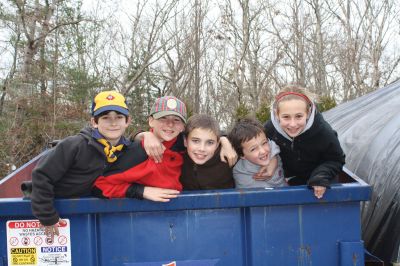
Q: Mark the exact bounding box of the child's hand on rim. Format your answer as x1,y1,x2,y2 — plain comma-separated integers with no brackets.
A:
41,219,66,243
312,186,326,199
143,186,180,202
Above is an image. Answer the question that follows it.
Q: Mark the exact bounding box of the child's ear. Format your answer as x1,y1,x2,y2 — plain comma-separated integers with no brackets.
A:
274,109,281,123
148,116,155,127
274,108,279,119
184,137,188,147
90,117,98,128
306,105,312,119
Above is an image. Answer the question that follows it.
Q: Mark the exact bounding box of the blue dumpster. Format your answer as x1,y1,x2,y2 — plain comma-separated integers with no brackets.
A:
0,159,370,266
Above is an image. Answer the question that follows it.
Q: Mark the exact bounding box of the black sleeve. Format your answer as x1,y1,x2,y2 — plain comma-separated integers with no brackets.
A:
307,129,346,187
264,120,274,136
30,136,81,226
130,129,145,142
125,184,145,199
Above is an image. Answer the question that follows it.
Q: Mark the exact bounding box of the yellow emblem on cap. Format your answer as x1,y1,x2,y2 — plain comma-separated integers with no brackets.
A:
166,99,177,109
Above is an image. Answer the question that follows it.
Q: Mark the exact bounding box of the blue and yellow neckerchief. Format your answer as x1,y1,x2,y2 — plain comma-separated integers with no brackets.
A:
92,129,129,163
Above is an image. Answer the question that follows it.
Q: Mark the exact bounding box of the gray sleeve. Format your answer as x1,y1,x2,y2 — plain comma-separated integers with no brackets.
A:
269,140,280,158
233,160,268,188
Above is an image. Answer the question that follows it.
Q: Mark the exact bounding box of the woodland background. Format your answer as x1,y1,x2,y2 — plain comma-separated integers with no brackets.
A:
0,0,399,178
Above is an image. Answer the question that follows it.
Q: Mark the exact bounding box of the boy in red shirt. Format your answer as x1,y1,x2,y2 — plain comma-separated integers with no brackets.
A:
92,96,186,198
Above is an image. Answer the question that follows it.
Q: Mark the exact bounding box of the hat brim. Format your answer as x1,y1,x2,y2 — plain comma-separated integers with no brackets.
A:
152,111,186,123
93,106,129,116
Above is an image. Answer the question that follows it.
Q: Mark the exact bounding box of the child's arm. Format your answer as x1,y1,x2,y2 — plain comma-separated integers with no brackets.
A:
306,128,345,199
93,153,181,199
31,138,78,242
307,130,345,188
93,175,131,198
219,136,238,167
93,179,180,202
253,140,280,180
134,131,165,163
253,156,277,180
137,132,237,166
308,160,344,187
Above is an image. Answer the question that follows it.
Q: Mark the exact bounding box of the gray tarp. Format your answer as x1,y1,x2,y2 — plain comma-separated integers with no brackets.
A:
323,80,400,263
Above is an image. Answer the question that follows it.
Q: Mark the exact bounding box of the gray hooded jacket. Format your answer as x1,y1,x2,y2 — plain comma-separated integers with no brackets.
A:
233,140,287,188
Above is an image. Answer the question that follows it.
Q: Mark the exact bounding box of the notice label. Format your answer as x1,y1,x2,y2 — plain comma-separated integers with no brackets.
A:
7,219,72,266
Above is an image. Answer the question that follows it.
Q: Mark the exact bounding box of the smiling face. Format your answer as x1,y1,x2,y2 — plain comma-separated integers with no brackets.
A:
185,128,219,165
149,115,185,142
91,111,131,146
276,99,309,138
241,132,271,166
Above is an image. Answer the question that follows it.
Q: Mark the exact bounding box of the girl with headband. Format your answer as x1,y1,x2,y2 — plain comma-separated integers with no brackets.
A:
264,85,345,199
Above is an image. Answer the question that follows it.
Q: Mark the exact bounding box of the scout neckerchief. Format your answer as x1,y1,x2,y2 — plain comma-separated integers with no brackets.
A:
92,129,129,163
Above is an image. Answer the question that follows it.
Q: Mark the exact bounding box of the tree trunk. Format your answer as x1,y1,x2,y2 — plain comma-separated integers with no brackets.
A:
193,0,201,113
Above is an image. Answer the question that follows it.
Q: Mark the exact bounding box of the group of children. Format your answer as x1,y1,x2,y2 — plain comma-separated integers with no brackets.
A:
28,85,345,240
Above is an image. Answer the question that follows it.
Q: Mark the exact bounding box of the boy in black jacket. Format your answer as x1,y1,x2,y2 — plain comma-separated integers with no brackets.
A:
30,91,131,241
180,114,234,190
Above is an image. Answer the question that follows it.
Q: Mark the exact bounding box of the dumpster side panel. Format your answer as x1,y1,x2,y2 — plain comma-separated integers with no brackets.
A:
249,202,363,265
0,150,47,198
96,209,245,265
68,214,98,266
0,177,370,266
88,202,363,266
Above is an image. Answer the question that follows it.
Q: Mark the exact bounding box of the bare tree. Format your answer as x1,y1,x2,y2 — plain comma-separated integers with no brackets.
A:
268,0,309,88
121,0,179,95
215,0,283,122
0,9,20,115
306,0,329,95
325,0,397,100
11,0,82,89
192,0,202,113
1,0,400,177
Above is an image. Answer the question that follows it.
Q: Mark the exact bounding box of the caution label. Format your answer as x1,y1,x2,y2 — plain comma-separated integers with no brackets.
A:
11,248,36,254
7,219,72,266
10,248,37,265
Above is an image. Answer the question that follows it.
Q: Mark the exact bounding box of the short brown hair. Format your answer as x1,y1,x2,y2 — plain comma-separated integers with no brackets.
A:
93,110,129,123
228,118,265,156
184,114,221,139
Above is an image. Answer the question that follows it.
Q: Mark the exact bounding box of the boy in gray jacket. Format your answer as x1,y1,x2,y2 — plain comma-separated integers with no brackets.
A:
229,118,287,188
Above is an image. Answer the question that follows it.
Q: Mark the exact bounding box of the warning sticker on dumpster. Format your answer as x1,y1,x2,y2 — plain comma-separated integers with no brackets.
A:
6,219,71,266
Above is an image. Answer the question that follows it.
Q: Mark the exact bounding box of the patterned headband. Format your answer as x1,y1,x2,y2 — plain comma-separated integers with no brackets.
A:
275,91,312,105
